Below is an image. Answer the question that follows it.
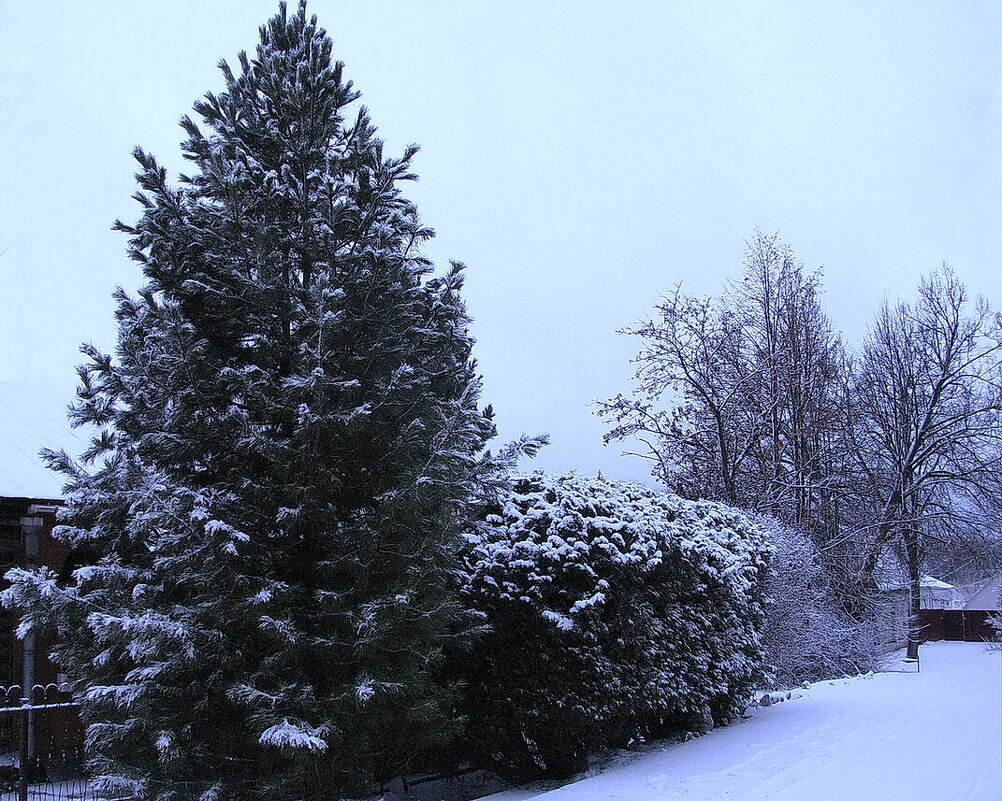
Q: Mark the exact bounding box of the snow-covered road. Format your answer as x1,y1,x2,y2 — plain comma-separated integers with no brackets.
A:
485,642,1001,801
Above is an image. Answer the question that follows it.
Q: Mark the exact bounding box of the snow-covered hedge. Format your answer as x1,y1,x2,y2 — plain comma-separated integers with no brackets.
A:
455,473,770,779
755,517,884,687
988,586,1002,651
988,614,1002,650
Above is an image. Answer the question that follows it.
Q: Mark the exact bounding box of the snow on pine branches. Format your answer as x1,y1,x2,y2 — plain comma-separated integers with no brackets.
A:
4,4,495,799
455,472,771,780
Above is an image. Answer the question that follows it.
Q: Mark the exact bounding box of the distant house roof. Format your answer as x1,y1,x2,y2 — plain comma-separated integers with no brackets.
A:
0,379,81,499
873,551,966,608
965,574,1002,612
920,576,956,591
873,550,914,592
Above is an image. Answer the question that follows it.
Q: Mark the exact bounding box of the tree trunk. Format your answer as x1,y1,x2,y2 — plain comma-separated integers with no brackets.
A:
905,528,922,660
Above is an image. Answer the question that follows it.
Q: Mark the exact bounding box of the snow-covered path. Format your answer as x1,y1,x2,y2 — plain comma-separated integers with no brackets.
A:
487,642,1001,801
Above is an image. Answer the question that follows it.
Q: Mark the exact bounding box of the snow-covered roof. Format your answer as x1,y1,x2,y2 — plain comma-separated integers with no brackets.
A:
964,574,1002,611
919,576,956,591
873,551,909,592
0,379,80,499
873,550,958,594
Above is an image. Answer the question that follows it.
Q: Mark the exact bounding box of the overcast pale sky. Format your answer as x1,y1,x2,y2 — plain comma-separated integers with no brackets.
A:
2,1,1002,497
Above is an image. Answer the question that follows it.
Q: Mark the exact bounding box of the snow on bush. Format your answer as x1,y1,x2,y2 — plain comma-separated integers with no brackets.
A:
755,516,883,687
989,587,1002,651
989,615,1002,651
456,472,770,780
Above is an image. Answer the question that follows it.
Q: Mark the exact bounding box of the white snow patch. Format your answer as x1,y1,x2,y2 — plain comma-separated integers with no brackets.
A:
476,643,1001,801
259,719,327,752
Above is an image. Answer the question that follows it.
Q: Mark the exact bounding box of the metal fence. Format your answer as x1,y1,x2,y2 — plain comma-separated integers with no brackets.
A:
0,684,94,801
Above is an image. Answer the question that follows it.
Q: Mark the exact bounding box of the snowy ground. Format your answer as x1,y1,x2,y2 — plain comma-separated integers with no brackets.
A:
480,642,1001,801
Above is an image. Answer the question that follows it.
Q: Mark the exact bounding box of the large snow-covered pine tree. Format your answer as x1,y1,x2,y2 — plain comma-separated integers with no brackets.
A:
4,4,494,799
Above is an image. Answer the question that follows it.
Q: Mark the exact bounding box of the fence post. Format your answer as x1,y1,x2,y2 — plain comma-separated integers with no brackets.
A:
19,694,29,801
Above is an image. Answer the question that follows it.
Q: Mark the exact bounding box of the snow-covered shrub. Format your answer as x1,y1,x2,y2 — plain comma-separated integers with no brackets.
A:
989,614,1002,650
988,588,1002,651
455,472,770,780
756,517,883,686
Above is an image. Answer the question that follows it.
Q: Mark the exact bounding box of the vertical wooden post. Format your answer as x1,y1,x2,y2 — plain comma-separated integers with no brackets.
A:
21,515,41,778
19,695,29,801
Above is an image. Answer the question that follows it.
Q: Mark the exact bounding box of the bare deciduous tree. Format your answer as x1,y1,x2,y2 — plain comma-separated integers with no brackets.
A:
599,232,847,542
598,285,758,505
852,267,1002,657
604,243,1002,659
